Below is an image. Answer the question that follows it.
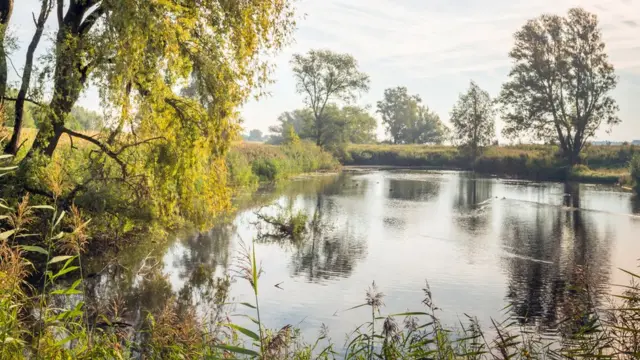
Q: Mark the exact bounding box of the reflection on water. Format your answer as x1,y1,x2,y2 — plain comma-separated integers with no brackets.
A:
83,170,640,342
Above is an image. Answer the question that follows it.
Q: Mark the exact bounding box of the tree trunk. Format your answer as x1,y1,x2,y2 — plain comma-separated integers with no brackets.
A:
5,0,49,154
28,8,86,158
0,0,14,108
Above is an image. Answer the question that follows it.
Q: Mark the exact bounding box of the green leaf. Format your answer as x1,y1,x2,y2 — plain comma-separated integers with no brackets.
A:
0,166,18,171
20,245,49,255
228,324,260,341
30,205,55,210
49,255,74,264
50,288,83,295
240,302,256,309
0,154,14,160
0,202,13,210
214,345,260,357
51,266,79,281
0,229,16,240
54,211,66,228
51,232,65,241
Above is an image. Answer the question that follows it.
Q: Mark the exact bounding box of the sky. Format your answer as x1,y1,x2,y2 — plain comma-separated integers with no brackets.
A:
11,0,640,142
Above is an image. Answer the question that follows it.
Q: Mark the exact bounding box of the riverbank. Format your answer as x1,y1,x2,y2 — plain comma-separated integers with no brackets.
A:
344,143,634,185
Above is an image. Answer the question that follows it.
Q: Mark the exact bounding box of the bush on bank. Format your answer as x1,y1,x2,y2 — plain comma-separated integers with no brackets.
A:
226,141,339,186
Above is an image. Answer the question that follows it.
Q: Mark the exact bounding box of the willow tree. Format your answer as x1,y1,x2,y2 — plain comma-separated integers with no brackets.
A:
499,8,619,165
4,0,296,223
450,81,495,159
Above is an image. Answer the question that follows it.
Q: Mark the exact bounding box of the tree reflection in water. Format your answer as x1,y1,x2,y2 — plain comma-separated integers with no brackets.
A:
290,195,367,283
501,182,613,335
453,174,493,234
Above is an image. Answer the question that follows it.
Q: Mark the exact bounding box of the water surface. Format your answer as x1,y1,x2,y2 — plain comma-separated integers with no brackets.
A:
85,170,640,343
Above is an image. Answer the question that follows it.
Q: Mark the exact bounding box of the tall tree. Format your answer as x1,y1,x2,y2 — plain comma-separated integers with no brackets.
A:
450,81,495,158
0,0,13,106
499,8,619,165
290,49,370,146
377,86,447,144
407,105,448,145
377,87,419,144
5,0,52,154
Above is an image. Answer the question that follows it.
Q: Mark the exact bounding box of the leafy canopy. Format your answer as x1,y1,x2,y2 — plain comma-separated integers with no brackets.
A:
499,7,618,164
6,0,297,226
450,81,495,155
377,87,448,144
290,49,370,146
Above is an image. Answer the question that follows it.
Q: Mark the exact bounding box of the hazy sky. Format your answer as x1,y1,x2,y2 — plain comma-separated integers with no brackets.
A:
11,0,640,141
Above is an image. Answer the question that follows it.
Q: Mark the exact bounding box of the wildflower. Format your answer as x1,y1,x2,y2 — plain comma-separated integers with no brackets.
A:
366,281,385,311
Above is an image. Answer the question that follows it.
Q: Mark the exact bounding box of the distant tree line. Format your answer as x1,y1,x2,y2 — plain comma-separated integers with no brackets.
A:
249,7,619,167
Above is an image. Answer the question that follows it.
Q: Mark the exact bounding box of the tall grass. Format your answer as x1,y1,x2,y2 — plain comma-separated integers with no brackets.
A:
346,144,636,184
227,141,339,186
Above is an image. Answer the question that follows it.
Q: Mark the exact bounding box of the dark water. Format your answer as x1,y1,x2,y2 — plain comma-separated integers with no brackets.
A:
84,170,640,342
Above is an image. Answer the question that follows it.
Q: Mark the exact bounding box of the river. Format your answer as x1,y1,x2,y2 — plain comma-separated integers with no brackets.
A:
84,169,640,346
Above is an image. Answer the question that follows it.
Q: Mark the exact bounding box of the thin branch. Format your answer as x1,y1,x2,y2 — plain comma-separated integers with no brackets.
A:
78,5,104,35
62,127,127,174
4,96,42,107
5,55,21,78
115,136,164,155
56,0,63,27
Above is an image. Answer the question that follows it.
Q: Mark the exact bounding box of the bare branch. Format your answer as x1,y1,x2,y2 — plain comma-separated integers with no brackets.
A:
79,5,104,35
4,96,42,107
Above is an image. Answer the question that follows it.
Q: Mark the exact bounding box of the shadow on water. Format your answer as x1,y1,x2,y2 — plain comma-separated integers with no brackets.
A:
386,178,440,202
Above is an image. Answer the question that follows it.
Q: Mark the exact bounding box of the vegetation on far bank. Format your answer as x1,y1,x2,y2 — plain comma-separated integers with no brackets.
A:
345,143,636,185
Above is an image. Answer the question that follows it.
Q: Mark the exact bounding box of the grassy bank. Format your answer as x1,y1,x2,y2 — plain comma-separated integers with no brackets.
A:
226,141,339,188
345,143,635,184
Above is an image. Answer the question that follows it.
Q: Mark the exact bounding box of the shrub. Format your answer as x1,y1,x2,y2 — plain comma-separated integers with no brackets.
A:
252,158,281,182
226,150,258,188
630,154,640,193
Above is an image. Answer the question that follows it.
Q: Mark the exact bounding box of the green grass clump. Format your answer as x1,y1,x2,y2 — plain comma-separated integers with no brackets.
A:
227,141,339,184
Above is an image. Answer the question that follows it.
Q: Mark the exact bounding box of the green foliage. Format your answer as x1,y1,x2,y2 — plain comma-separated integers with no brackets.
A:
346,143,631,184
269,105,377,157
377,86,448,144
268,109,314,144
2,89,37,128
226,150,259,189
227,142,339,184
291,49,370,147
256,206,309,240
499,8,619,165
630,154,640,193
66,106,103,131
450,81,496,158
